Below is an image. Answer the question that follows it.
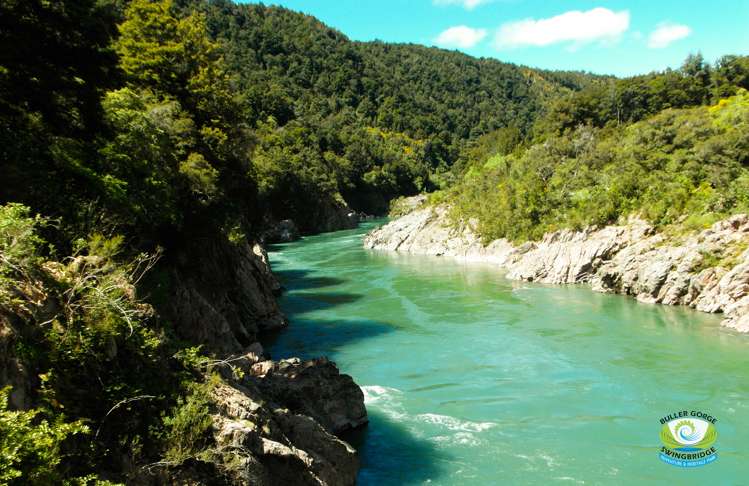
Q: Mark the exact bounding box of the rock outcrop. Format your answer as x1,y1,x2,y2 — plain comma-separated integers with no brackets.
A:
364,205,515,265
261,198,361,243
309,198,361,235
200,350,362,486
146,348,363,486
168,236,288,356
364,198,749,332
211,379,359,486
161,236,367,485
260,219,300,244
251,357,368,435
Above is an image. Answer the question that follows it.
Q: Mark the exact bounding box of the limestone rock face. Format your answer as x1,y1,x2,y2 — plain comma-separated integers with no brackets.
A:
365,201,749,332
364,204,515,265
590,215,749,314
506,220,653,284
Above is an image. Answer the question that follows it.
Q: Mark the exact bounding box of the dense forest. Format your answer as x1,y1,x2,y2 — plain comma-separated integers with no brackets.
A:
2,0,749,482
443,54,749,242
182,0,601,217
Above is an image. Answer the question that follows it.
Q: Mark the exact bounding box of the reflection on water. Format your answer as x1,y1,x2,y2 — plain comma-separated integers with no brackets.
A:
267,222,749,485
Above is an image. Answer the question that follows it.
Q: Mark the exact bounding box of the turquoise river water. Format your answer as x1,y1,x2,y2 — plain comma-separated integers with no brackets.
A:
264,222,749,485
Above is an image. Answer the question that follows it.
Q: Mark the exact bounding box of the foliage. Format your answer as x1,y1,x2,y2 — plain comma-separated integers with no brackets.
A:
0,203,47,283
161,376,217,464
449,91,749,243
2,0,749,482
0,387,90,485
188,0,598,214
0,204,175,480
535,54,749,138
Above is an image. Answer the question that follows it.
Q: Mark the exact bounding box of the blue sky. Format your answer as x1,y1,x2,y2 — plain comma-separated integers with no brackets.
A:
238,0,749,76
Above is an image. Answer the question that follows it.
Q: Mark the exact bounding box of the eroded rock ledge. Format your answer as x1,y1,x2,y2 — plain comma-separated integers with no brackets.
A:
146,347,365,485
364,201,749,332
197,347,365,486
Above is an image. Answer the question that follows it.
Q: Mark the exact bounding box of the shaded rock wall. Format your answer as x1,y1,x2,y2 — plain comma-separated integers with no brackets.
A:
168,237,288,356
203,352,362,486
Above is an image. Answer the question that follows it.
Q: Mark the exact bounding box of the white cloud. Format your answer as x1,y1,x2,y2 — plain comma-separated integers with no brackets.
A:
435,26,488,48
648,23,691,49
494,8,630,49
433,0,491,10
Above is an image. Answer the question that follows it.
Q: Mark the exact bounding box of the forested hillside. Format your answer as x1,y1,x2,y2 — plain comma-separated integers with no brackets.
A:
443,55,749,242
187,0,597,216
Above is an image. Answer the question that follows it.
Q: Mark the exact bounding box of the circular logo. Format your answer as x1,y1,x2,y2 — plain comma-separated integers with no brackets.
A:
659,411,718,468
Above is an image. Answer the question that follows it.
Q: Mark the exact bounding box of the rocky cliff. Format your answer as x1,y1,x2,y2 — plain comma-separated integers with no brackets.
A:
163,236,367,484
168,238,288,355
261,198,361,244
364,199,749,332
0,233,367,485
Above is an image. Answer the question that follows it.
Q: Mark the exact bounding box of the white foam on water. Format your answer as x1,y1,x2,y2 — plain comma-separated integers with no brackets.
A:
416,413,497,432
361,385,408,421
538,452,558,469
431,433,479,447
361,385,401,404
553,477,585,484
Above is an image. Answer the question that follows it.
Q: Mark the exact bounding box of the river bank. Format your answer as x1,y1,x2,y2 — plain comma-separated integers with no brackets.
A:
363,198,749,333
0,229,368,485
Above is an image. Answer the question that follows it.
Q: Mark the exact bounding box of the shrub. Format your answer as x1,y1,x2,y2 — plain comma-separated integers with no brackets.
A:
0,387,89,485
161,377,217,464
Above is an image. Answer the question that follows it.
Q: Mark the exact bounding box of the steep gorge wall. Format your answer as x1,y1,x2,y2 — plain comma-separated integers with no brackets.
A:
0,233,368,485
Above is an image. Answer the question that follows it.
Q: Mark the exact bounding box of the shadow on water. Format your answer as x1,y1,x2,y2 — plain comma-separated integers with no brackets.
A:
296,292,362,305
343,412,450,486
265,267,393,358
274,268,348,290
261,315,393,361
280,291,364,316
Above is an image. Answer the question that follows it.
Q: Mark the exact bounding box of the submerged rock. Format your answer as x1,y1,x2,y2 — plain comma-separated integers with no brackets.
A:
365,200,749,333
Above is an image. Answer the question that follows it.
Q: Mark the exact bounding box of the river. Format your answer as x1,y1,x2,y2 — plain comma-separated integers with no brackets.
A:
264,221,749,485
